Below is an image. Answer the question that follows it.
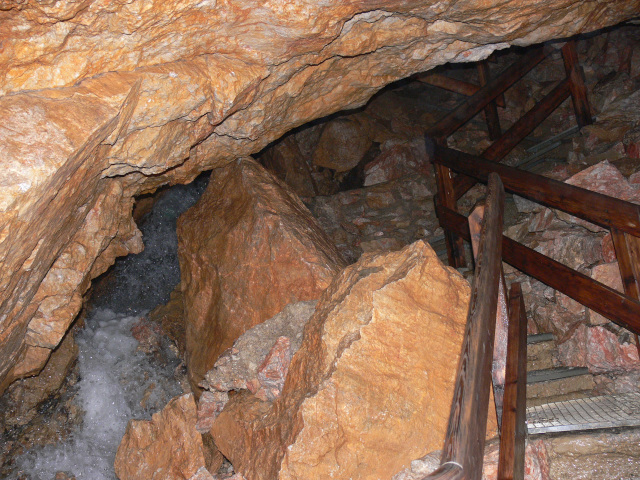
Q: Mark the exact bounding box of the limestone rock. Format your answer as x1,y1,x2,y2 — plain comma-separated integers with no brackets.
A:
2,0,638,394
178,159,344,391
115,393,208,480
312,117,372,172
211,241,497,480
363,138,431,186
196,301,316,433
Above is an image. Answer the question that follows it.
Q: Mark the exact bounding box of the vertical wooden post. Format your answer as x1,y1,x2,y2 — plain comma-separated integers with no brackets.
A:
435,160,466,268
561,40,593,129
497,282,527,480
477,60,503,141
610,228,640,358
469,204,509,425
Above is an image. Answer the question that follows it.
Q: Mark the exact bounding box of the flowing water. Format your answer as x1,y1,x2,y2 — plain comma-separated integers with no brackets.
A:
12,174,209,480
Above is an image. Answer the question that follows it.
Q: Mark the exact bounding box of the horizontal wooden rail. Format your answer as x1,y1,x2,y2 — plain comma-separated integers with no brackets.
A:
454,77,572,199
427,46,550,140
417,73,506,107
424,173,505,480
433,144,640,238
436,205,640,335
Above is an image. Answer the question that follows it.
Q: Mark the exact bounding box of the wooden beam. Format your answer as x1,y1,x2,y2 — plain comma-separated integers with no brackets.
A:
436,205,640,335
435,162,466,268
561,40,593,129
428,46,550,139
417,73,506,107
497,282,527,480
434,144,640,237
469,205,509,426
610,229,640,358
433,174,505,480
454,77,571,199
477,61,502,141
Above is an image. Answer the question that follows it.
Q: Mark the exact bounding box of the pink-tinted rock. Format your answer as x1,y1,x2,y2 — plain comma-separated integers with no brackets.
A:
197,301,316,432
254,336,292,402
211,241,497,480
178,159,344,392
590,262,624,325
600,233,617,262
115,393,209,480
558,323,639,373
558,161,640,231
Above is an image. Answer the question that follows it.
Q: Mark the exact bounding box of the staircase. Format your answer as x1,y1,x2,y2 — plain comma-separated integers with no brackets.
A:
524,332,640,436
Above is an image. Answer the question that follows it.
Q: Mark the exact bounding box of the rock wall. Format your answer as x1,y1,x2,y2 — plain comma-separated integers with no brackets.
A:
1,0,639,392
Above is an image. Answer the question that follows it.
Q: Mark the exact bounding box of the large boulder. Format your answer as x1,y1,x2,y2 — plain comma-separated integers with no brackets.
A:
1,0,638,394
210,240,497,480
177,158,344,392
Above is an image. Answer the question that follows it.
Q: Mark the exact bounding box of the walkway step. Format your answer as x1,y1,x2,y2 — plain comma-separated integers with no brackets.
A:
527,334,556,371
527,366,589,383
527,392,640,434
526,367,594,407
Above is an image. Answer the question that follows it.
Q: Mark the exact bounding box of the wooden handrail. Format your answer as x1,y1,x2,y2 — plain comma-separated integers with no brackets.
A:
436,204,640,335
423,173,505,480
497,283,527,480
433,144,640,238
427,46,550,140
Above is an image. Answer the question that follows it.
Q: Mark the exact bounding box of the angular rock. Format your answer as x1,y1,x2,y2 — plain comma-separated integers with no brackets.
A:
363,138,431,186
178,159,344,391
211,241,497,480
2,0,638,395
589,262,624,325
558,323,639,373
312,117,372,172
196,301,316,432
557,161,640,231
115,393,208,480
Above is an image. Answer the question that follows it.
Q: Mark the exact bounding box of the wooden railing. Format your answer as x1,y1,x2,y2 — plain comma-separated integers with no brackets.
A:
432,143,640,336
423,173,507,480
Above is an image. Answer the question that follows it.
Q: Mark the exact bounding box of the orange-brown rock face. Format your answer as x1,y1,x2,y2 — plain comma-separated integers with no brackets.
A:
177,158,345,391
1,0,639,393
114,393,207,480
211,241,497,480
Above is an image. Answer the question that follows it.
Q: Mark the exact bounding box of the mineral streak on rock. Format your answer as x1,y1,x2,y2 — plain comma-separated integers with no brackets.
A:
211,241,498,480
1,0,639,393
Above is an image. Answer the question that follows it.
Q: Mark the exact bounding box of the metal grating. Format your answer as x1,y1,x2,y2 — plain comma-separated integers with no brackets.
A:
527,393,640,434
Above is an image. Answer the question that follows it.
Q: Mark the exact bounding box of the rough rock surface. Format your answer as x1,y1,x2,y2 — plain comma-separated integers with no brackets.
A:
177,159,344,391
196,301,317,433
211,241,497,480
114,393,208,480
1,0,638,393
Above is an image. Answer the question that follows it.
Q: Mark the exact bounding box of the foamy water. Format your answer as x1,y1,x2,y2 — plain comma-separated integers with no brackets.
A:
12,174,209,479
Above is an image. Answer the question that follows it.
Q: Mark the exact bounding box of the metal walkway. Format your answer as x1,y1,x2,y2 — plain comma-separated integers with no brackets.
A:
527,392,640,434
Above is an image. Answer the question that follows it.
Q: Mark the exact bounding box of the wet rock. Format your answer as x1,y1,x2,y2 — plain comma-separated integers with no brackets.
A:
148,287,187,356
115,393,209,480
211,241,497,480
178,159,344,392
